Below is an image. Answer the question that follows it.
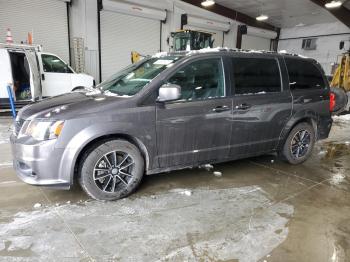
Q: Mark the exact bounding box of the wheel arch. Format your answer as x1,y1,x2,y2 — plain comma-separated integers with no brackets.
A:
71,133,150,185
71,86,85,92
277,113,318,151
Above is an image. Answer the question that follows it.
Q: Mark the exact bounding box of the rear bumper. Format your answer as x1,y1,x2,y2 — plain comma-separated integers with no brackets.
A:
10,134,70,189
317,117,333,140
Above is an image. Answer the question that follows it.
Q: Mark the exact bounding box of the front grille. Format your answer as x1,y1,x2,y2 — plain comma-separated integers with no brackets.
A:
14,118,24,136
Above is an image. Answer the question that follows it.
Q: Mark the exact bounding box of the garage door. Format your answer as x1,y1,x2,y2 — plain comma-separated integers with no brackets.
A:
241,35,271,51
100,11,161,81
240,26,277,51
0,0,70,63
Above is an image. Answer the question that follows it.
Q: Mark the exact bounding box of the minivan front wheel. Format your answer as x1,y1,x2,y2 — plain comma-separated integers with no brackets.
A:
78,139,144,200
281,122,315,165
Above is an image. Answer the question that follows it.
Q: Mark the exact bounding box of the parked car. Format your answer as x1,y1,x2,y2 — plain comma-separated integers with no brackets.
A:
0,43,94,109
11,49,333,201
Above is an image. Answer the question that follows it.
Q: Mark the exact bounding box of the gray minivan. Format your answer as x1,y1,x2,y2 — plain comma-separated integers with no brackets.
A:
11,49,333,200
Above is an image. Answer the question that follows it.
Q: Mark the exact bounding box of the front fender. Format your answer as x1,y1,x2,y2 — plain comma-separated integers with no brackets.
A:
57,120,153,185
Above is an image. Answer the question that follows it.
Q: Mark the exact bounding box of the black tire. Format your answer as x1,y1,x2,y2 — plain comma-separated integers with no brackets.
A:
281,122,315,165
78,139,144,201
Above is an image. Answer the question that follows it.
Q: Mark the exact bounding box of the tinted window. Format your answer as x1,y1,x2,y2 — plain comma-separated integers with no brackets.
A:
285,58,325,90
168,58,225,101
42,54,72,73
232,58,281,95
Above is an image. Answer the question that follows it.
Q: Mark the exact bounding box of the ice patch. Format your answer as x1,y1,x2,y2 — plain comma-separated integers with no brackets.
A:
0,181,16,185
333,114,350,122
0,162,12,168
33,203,42,209
169,188,192,196
0,186,293,261
318,150,327,156
213,171,222,177
330,173,346,185
0,120,13,144
199,164,214,171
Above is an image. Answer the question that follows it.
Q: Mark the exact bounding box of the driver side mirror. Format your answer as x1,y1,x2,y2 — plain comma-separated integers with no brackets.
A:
157,83,181,102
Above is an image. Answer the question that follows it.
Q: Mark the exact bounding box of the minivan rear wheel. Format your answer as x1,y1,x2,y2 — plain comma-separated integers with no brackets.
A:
281,122,315,165
78,139,144,200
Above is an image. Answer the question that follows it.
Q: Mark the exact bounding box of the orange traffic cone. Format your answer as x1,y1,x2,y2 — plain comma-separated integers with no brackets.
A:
28,32,33,45
6,28,13,44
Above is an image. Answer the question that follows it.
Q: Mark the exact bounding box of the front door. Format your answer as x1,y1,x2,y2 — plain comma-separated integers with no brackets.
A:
229,56,292,158
39,53,73,97
156,57,232,168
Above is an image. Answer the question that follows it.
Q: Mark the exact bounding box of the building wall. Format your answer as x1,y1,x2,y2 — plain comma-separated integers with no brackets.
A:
69,0,99,82
278,22,350,75
69,0,277,82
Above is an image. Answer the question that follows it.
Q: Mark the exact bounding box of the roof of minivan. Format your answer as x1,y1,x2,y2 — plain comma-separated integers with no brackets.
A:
152,47,317,62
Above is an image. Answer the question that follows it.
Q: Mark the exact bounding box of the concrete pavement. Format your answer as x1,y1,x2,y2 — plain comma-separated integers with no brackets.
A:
0,116,349,261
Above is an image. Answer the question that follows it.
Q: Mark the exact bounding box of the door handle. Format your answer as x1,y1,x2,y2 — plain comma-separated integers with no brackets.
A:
303,98,312,103
212,105,230,113
235,103,251,110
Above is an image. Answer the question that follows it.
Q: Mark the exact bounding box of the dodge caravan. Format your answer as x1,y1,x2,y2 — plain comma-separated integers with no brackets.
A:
11,49,333,200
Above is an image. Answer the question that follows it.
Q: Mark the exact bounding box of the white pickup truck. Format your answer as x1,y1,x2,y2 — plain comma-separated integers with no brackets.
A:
0,43,94,108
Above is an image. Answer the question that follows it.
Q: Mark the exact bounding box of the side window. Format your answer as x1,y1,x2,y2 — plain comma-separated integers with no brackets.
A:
232,57,281,95
285,58,325,90
41,54,72,73
167,58,225,101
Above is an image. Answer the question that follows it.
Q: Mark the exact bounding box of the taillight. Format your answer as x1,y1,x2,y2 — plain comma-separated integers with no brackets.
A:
330,92,336,112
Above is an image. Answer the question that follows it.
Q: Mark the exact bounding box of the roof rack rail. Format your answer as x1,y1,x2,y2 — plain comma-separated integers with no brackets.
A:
0,43,42,52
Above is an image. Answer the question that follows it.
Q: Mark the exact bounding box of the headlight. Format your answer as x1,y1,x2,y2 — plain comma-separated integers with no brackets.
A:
19,120,64,141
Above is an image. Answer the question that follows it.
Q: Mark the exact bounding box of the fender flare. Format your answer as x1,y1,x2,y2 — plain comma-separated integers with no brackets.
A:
57,123,151,185
277,110,318,150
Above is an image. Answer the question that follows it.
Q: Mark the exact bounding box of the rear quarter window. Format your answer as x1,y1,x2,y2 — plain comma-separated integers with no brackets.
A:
285,58,326,90
231,57,281,95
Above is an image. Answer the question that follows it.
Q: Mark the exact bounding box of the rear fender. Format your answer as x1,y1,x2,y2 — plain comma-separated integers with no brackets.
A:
277,110,318,150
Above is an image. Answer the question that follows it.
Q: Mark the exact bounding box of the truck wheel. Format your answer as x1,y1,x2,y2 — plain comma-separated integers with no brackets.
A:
78,139,144,201
281,122,315,165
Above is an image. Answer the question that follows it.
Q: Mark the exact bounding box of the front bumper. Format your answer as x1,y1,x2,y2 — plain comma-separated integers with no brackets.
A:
10,134,70,189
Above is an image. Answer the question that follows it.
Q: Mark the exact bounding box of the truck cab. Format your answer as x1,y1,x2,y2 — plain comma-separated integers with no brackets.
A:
0,43,94,109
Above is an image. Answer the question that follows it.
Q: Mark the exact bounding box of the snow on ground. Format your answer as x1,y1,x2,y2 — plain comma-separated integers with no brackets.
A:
333,114,350,122
330,173,346,186
0,119,12,145
0,186,293,261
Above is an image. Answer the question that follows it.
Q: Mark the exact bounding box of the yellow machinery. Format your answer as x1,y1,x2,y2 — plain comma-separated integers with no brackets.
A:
330,40,350,92
330,53,350,92
131,51,144,64
131,30,214,64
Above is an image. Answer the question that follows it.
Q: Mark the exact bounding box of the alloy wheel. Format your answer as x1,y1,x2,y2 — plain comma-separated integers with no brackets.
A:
290,130,311,159
93,151,134,193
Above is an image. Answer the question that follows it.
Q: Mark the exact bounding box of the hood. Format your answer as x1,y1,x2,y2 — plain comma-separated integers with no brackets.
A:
18,91,130,120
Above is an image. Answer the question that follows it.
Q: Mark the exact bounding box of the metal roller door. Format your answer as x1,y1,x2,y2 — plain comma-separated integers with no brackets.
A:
0,0,70,62
241,26,277,51
100,11,161,81
242,35,271,51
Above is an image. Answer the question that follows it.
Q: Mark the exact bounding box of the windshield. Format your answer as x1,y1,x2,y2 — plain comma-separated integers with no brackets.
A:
174,35,191,51
96,56,182,96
